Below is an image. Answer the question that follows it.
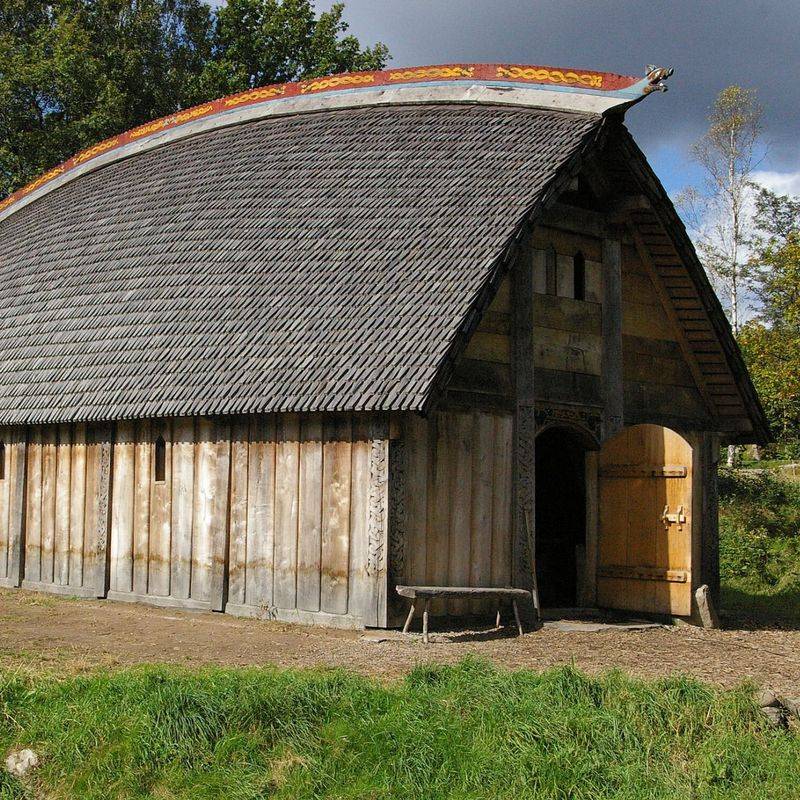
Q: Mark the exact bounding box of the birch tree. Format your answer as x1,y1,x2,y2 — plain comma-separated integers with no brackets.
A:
678,86,763,465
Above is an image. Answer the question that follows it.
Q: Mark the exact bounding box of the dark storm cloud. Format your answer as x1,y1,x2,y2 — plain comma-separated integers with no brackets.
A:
318,0,800,184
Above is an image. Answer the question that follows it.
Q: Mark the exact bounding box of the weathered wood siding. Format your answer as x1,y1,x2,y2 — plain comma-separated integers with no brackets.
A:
225,413,388,628
21,423,111,597
397,410,513,617
0,428,25,588
108,417,231,610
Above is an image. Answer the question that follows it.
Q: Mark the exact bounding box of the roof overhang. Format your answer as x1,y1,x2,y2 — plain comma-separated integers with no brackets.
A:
0,62,672,224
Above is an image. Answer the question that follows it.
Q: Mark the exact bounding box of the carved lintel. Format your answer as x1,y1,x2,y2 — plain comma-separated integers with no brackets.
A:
534,404,602,442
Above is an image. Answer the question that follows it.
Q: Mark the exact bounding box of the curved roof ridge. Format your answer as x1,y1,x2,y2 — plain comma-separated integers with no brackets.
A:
0,62,672,222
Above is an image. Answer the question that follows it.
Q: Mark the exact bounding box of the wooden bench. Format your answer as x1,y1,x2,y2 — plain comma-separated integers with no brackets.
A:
396,586,532,643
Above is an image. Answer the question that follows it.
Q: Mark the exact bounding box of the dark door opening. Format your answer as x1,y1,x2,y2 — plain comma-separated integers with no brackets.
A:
535,426,587,608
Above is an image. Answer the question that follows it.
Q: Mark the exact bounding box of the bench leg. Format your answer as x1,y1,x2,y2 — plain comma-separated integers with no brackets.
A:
496,608,501,628
423,599,430,644
402,602,416,634
513,600,524,636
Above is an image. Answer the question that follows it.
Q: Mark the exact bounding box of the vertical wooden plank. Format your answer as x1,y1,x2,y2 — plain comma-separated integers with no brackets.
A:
426,413,451,616
601,237,624,437
84,424,113,597
321,416,352,615
39,426,57,585
348,416,371,622
582,450,599,606
448,412,473,615
404,414,428,586
227,419,250,607
132,419,151,596
209,418,231,612
513,242,537,596
190,417,217,603
53,424,72,585
243,416,275,609
148,419,172,597
699,432,720,601
69,424,87,588
0,433,10,579
7,429,27,587
170,417,195,599
297,415,323,612
470,413,495,612
490,415,513,588
24,428,42,583
110,420,135,593
273,413,300,610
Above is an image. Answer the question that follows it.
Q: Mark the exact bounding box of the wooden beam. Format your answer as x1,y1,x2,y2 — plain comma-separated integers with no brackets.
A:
601,237,624,438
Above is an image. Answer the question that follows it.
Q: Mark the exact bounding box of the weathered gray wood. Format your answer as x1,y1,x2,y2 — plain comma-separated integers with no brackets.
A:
148,419,172,597
490,415,513,588
6,429,27,587
190,416,218,602
348,415,371,623
110,420,135,593
297,415,323,612
513,243,536,597
274,413,300,610
245,416,275,609
170,417,195,600
87,424,113,597
68,423,87,589
39,426,57,584
695,584,719,629
447,413,472,615
227,419,249,607
396,585,532,600
132,419,151,596
601,237,624,438
365,416,389,627
54,424,72,586
470,413,494,613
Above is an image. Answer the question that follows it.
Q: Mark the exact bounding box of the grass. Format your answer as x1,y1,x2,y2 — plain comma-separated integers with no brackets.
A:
1,659,798,800
718,467,800,622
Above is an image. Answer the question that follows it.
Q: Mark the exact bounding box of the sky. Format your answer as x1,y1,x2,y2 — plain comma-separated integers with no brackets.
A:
316,0,800,199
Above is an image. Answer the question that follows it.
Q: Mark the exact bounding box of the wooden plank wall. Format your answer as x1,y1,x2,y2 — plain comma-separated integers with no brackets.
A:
225,413,383,627
0,428,25,588
400,410,513,617
21,423,110,597
108,417,231,610
620,243,710,426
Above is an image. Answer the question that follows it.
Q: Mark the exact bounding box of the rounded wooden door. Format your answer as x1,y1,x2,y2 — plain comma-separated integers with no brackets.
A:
597,424,692,616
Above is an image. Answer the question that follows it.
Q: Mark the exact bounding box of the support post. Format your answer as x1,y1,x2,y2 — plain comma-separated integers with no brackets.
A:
512,242,537,615
5,427,27,587
601,236,623,439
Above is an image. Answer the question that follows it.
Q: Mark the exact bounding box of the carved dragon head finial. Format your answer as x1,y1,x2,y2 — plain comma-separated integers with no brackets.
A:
644,65,674,93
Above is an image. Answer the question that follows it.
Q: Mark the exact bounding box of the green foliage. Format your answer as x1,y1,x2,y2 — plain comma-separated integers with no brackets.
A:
741,188,800,450
0,0,388,196
719,468,800,618
1,659,798,799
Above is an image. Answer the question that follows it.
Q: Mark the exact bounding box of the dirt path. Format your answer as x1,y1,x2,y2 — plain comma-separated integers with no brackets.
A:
1,588,799,694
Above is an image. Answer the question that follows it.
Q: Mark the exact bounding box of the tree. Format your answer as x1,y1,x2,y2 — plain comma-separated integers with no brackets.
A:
0,0,388,197
679,86,763,335
678,86,763,466
739,188,800,454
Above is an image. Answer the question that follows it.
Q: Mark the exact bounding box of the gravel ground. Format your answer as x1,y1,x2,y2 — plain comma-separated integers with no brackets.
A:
1,588,799,694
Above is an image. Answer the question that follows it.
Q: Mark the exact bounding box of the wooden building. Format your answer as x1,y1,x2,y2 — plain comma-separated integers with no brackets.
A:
0,63,768,627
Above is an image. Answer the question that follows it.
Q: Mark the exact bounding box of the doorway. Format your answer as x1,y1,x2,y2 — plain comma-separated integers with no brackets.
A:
534,426,588,608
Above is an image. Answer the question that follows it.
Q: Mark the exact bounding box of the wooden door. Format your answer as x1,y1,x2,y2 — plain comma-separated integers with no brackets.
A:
597,424,692,616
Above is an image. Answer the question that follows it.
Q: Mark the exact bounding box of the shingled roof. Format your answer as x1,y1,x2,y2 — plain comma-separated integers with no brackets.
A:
0,103,602,424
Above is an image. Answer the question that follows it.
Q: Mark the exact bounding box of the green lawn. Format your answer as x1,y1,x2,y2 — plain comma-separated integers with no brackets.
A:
1,659,799,800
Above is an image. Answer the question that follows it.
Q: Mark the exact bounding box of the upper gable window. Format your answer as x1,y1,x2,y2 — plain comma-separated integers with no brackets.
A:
572,251,586,301
154,435,166,483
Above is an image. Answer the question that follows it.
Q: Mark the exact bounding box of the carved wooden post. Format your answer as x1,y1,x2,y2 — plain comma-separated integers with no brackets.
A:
387,433,407,627
601,236,624,438
513,244,536,599
364,415,389,627
86,423,113,597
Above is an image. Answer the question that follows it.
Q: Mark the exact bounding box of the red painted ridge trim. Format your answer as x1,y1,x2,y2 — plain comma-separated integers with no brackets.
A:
0,62,640,216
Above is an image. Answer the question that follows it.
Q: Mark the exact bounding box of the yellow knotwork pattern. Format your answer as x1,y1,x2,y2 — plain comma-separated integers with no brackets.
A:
300,73,375,93
130,104,214,139
74,138,120,165
22,166,65,195
0,196,14,212
224,86,286,107
496,66,603,88
388,66,475,81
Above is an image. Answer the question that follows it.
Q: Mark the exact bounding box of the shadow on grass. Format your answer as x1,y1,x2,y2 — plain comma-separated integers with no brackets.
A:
721,584,800,631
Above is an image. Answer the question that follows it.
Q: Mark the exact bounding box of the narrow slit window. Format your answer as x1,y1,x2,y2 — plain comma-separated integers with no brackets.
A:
154,435,166,483
573,251,586,301
0,442,5,481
